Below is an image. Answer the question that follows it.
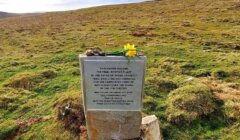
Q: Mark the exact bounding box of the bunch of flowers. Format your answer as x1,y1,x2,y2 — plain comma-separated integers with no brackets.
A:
106,44,137,57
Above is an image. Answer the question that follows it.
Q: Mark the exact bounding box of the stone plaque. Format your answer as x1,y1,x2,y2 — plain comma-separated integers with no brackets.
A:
80,55,146,111
80,55,146,140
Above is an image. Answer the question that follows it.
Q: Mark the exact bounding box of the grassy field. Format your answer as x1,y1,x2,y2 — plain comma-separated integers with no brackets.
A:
0,0,240,139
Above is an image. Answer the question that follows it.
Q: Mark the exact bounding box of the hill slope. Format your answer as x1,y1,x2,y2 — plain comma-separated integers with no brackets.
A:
0,0,240,139
0,12,19,18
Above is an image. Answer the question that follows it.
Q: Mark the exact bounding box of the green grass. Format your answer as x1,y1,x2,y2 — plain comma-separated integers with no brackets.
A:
0,0,240,139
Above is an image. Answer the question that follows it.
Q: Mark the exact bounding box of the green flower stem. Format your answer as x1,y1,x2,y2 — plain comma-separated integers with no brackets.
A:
106,50,127,56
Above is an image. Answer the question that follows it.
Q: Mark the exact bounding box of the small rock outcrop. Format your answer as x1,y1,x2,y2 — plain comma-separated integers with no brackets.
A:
141,115,163,140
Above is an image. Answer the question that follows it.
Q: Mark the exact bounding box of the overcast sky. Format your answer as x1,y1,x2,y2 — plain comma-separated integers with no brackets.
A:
0,0,146,13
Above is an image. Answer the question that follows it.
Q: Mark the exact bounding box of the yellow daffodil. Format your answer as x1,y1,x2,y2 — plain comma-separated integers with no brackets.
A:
126,50,137,57
124,44,135,50
124,44,137,57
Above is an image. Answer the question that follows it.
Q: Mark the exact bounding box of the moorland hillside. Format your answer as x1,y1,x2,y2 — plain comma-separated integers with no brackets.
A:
0,0,240,139
0,12,19,18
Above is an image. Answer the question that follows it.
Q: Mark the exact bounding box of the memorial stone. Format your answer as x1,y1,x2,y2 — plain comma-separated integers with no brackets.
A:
80,55,146,140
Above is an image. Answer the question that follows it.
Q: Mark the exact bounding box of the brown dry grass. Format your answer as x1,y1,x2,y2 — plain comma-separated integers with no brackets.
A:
201,78,240,119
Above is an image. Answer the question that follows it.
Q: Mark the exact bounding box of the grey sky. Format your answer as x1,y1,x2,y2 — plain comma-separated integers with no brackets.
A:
0,0,146,13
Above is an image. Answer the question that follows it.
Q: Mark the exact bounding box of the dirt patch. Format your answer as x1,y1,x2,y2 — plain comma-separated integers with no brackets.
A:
0,47,4,53
182,21,195,27
201,41,240,50
168,32,186,40
41,70,57,79
18,116,51,131
56,99,85,136
130,26,158,37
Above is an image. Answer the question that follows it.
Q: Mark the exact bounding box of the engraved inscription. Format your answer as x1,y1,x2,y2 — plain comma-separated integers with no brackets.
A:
82,58,146,111
91,67,136,106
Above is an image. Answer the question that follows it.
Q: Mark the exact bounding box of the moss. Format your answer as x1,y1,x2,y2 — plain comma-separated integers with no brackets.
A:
143,96,159,112
191,69,211,77
1,70,60,99
48,53,78,64
227,66,240,82
2,70,57,90
166,84,217,125
18,120,79,140
0,120,18,140
0,88,34,113
145,77,178,97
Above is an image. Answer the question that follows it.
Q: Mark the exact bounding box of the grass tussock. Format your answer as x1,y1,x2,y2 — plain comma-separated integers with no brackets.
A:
0,87,34,112
145,77,178,97
3,69,57,90
201,78,240,120
0,120,18,140
166,84,216,125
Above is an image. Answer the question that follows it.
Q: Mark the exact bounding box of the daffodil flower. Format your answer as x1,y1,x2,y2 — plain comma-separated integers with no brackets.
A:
124,44,137,57
105,43,138,58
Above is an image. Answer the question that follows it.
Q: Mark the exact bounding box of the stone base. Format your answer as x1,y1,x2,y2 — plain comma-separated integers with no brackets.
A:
86,111,141,140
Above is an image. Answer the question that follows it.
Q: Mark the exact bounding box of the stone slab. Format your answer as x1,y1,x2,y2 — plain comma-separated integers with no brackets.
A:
86,111,141,140
80,55,146,112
